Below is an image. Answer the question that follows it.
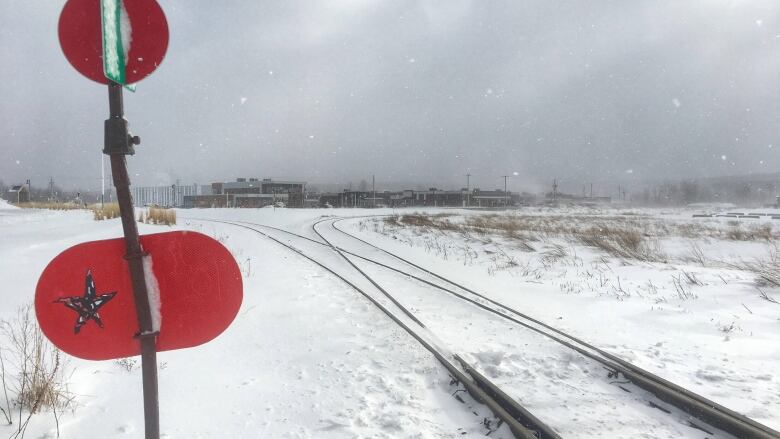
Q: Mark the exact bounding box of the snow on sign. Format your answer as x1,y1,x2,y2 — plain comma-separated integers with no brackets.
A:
58,0,168,85
35,231,243,361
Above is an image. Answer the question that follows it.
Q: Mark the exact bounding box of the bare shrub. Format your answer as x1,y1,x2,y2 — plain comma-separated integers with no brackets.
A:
725,226,746,241
751,223,773,241
383,215,400,226
681,270,704,286
578,225,663,261
671,274,698,300
684,243,707,266
757,288,779,304
725,223,774,241
731,243,780,287
399,214,436,228
1,354,11,425
385,212,778,265
145,207,177,225
459,213,773,242
1,305,74,437
677,223,706,239
91,203,120,221
390,213,670,261
540,244,568,267
165,209,177,225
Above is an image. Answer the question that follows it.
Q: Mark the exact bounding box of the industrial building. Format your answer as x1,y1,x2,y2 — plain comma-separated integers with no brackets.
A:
317,188,523,208
184,178,306,208
135,177,535,209
132,183,202,207
5,184,30,204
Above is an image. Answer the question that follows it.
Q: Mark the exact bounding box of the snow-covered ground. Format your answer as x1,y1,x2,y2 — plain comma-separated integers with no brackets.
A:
0,205,507,438
1,204,778,438
339,207,780,432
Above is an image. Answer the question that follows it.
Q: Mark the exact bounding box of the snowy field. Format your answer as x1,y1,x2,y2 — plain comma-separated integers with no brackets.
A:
339,207,780,432
348,209,780,428
1,201,778,438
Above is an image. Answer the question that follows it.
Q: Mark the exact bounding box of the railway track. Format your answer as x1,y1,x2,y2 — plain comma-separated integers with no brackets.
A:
192,217,557,439
323,216,780,439
192,216,780,438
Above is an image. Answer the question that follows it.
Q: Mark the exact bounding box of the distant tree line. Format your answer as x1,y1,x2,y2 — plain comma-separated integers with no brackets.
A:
633,178,780,206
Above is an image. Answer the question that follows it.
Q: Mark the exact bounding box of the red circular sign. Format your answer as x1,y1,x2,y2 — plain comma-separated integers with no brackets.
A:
58,0,169,84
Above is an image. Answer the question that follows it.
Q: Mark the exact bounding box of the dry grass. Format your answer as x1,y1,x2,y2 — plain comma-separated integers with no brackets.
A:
390,213,669,261
1,305,74,437
578,226,665,262
392,213,455,228
725,223,773,241
731,242,780,288
683,243,708,266
384,211,778,262
140,207,176,225
15,202,84,211
398,214,437,228
91,203,120,221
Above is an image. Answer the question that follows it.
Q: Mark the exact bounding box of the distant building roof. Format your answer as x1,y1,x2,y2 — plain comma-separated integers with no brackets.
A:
234,194,276,198
223,181,262,189
221,179,306,190
261,180,306,185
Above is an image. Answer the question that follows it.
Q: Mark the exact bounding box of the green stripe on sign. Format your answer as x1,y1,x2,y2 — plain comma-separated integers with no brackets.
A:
100,0,126,85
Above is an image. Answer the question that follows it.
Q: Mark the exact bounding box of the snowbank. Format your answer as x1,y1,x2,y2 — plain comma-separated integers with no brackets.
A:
0,198,19,210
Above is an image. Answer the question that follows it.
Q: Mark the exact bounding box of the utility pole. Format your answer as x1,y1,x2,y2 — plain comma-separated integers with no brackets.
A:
552,179,558,202
372,174,376,208
466,173,471,207
590,183,593,199
49,177,55,201
501,175,508,208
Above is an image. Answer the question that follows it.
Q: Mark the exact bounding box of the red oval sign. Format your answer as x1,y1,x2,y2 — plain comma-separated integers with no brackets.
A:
35,231,242,360
58,0,169,84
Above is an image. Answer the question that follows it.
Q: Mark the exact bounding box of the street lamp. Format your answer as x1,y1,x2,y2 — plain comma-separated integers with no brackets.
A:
466,173,471,207
501,175,508,208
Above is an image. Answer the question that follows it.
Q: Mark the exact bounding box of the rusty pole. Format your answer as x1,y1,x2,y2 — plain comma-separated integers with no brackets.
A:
104,81,160,439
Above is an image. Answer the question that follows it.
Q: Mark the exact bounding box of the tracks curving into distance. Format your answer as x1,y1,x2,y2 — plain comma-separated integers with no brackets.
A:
193,217,557,439
324,216,780,439
192,215,780,439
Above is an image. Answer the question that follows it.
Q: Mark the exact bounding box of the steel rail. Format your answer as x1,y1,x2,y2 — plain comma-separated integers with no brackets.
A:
311,217,560,439
191,216,779,438
328,216,780,439
312,219,426,328
197,218,553,439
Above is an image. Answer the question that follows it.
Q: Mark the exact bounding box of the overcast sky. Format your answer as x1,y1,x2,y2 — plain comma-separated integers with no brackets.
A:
1,1,779,194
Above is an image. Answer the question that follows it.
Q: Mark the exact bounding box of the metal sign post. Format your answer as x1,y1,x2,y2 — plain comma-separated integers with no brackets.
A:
98,2,163,434
104,80,160,438
52,2,241,437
